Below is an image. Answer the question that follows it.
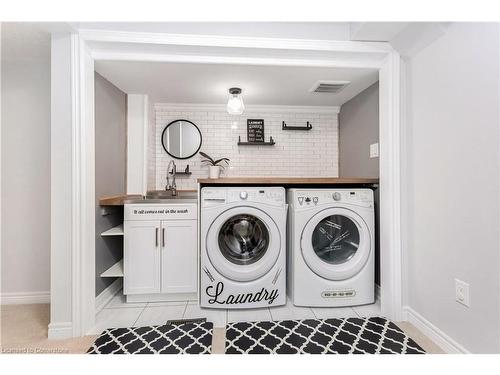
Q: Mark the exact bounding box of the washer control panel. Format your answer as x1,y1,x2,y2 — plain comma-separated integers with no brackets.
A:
231,188,284,203
292,189,373,208
202,187,285,207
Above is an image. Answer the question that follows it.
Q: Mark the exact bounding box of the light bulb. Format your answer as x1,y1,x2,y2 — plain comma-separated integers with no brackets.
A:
227,88,244,115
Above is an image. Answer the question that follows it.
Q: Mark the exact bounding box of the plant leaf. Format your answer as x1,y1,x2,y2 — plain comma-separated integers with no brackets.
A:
213,158,230,165
199,151,214,163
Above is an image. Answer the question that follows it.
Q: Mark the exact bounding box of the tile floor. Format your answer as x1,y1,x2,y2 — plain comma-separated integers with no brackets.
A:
91,291,382,334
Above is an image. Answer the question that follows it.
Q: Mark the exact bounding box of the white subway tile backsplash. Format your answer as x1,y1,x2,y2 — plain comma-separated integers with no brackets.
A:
151,104,339,190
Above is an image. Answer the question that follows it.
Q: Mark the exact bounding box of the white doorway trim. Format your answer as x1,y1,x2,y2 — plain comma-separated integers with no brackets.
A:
56,30,402,337
69,34,96,337
379,51,402,321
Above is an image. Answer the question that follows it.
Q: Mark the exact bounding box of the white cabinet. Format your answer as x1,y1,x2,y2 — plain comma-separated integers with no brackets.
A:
124,220,161,295
161,220,197,294
123,204,198,300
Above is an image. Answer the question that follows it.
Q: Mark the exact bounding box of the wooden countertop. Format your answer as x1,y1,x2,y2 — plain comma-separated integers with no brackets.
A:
99,190,198,206
99,194,143,206
100,181,377,205
197,177,379,185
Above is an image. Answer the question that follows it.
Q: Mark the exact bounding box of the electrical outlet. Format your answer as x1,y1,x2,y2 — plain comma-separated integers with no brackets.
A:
370,143,379,158
455,279,470,307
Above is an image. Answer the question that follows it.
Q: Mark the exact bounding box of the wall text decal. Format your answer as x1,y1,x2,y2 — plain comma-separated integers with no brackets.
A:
205,282,279,305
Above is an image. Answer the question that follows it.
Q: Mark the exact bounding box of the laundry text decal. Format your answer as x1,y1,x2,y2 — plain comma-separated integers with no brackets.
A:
205,282,279,305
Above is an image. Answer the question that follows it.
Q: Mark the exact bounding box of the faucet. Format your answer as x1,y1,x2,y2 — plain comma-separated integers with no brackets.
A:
166,160,177,196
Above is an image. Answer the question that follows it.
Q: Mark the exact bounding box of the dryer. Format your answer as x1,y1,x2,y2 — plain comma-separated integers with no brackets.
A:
200,187,287,309
287,188,375,307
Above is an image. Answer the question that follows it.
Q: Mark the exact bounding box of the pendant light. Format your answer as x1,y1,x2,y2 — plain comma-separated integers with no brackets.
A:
226,87,245,115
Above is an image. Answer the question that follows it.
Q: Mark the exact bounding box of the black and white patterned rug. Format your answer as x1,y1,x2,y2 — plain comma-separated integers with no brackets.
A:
88,321,213,354
225,317,425,354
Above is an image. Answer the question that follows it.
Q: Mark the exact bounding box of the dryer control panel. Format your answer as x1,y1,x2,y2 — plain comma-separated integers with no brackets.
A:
290,189,373,209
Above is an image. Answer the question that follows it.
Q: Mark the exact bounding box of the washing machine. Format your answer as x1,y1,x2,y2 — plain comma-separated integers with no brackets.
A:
287,188,375,307
200,187,287,309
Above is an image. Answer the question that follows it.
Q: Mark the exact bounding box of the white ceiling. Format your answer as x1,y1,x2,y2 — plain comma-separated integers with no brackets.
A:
95,61,379,106
349,22,410,41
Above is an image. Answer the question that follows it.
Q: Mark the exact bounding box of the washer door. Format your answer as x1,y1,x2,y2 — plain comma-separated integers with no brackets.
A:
206,206,281,282
301,207,371,281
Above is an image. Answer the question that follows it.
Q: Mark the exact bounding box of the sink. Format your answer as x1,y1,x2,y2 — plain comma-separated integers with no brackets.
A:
145,190,198,200
128,198,197,204
123,190,198,204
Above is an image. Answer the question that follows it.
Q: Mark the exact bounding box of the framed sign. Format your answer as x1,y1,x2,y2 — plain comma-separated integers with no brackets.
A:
247,119,265,143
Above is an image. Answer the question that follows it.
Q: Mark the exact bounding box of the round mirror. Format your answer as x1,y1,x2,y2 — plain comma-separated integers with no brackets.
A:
161,119,202,159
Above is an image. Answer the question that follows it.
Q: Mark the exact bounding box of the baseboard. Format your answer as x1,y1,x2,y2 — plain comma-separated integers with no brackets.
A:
0,291,50,305
47,322,73,340
95,278,123,313
403,306,469,353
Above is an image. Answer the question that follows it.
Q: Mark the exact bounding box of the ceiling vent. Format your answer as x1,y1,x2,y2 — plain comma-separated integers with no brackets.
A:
309,80,350,94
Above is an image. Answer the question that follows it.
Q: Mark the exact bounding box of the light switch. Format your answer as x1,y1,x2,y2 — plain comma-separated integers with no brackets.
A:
370,143,379,158
455,279,470,307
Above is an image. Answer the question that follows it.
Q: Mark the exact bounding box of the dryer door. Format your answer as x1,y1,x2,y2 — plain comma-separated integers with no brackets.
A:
301,207,371,281
206,206,281,282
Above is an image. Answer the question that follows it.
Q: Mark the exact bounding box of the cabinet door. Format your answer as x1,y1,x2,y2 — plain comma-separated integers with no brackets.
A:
160,220,197,294
124,220,161,295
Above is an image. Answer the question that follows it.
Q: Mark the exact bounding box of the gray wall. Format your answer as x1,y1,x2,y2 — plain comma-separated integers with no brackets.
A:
1,23,51,298
338,82,380,285
338,82,379,178
50,33,73,329
95,72,127,296
403,23,499,352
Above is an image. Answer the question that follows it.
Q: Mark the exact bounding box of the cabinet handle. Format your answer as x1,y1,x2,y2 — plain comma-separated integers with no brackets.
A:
155,228,159,247
162,228,165,248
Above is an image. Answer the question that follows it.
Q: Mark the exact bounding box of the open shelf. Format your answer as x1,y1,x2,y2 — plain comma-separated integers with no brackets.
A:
169,165,192,176
237,136,275,146
100,260,124,278
282,121,313,131
101,224,124,237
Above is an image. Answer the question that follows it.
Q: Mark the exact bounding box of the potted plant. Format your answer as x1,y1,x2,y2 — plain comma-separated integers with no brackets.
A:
199,152,230,179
